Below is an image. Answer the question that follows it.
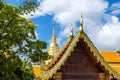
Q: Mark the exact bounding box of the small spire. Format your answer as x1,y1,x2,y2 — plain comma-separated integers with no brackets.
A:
70,24,73,37
51,20,56,43
79,13,84,33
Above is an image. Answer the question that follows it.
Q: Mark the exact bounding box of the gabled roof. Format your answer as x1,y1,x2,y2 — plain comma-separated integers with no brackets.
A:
39,20,120,80
39,29,120,80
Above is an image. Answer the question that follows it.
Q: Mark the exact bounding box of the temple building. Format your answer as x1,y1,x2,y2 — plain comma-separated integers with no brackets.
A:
33,15,120,80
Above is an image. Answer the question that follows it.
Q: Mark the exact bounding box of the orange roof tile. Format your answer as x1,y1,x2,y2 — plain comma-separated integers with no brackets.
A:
101,52,120,73
109,63,120,66
100,52,120,63
32,66,41,78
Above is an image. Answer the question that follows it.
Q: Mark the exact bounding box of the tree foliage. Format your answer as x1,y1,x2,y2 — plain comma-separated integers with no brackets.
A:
0,0,50,79
0,51,34,80
0,0,49,63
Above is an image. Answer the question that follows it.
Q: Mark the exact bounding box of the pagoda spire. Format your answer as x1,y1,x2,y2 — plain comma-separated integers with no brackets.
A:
51,20,56,43
47,20,59,57
79,13,84,33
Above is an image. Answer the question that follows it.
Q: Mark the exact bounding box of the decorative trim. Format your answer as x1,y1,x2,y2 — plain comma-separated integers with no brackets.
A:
83,32,120,79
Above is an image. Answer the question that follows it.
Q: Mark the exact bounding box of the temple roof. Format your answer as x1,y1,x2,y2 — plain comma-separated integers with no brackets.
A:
39,16,120,80
101,51,120,74
101,52,120,63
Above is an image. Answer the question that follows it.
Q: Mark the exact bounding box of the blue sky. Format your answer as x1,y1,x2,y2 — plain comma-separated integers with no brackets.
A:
6,0,120,51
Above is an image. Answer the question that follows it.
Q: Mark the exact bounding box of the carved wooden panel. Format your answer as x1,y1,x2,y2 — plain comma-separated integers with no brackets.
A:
61,39,101,80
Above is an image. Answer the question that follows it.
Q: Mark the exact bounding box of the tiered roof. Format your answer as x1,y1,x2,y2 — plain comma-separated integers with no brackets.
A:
36,15,120,80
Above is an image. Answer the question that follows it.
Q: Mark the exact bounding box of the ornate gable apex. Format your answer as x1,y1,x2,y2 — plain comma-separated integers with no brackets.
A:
39,16,120,80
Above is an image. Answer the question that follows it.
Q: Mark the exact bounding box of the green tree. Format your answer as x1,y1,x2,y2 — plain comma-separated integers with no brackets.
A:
0,51,34,80
0,0,50,79
0,0,49,63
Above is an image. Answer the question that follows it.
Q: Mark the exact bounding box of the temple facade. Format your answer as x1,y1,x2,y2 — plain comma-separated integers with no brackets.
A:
33,16,120,80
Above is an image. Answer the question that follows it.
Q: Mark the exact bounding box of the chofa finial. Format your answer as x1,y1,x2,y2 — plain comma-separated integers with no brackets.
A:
70,24,74,37
81,13,83,24
79,13,84,33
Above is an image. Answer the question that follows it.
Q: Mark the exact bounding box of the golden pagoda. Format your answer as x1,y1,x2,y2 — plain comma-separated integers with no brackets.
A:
47,23,59,57
32,15,120,80
45,21,60,65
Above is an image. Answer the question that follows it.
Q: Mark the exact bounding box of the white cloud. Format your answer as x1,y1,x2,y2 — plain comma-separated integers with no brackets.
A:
94,16,120,51
109,2,120,15
25,0,108,25
24,0,120,51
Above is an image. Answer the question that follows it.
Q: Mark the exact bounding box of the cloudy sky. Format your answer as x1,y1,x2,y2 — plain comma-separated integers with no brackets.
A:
6,0,120,51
